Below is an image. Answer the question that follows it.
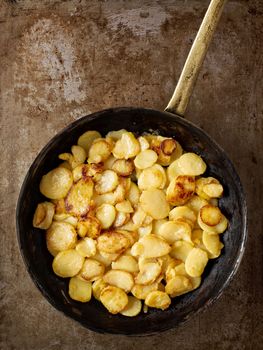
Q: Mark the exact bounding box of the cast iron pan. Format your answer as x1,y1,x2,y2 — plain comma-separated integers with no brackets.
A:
16,0,247,335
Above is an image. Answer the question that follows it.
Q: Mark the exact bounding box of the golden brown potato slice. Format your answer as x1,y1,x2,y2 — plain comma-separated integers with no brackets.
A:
46,221,77,256
100,286,128,314
134,150,158,169
177,153,206,176
165,275,192,298
76,216,101,239
196,177,223,199
132,206,147,227
120,296,142,317
145,291,171,310
97,231,130,254
185,248,208,277
202,231,224,257
75,237,97,257
131,235,171,258
138,136,150,151
112,132,140,159
52,249,84,278
166,175,195,206
69,276,92,302
95,170,118,194
112,159,134,176
96,203,116,229
131,282,159,300
170,240,194,262
112,255,139,273
113,211,130,228
33,202,55,229
186,195,208,214
40,167,73,200
140,189,170,220
138,223,153,237
65,178,94,216
126,183,140,207
103,270,134,293
106,129,127,141
116,200,134,213
53,213,78,227
135,260,162,285
138,164,166,191
167,159,183,183
77,130,101,153
71,145,86,163
92,278,108,301
169,206,196,226
160,138,177,156
199,205,222,226
157,219,192,244
88,138,112,163
79,258,105,282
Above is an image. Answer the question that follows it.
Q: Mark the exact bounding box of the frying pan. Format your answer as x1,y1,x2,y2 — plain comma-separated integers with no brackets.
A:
16,0,247,335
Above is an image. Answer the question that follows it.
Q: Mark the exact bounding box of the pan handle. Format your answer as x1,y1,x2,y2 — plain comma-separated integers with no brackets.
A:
165,0,227,117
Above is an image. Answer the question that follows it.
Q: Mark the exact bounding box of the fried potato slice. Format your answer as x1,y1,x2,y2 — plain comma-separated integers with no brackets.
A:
69,276,92,302
97,231,130,254
196,177,223,199
65,178,94,216
75,237,97,258
40,167,73,200
165,275,192,297
112,255,139,273
198,206,228,234
92,278,108,301
152,219,168,235
88,138,112,163
71,145,86,163
77,130,101,153
95,170,118,194
116,200,134,213
113,211,130,227
100,286,128,314
134,150,158,169
169,206,196,226
79,258,105,282
132,206,147,227
33,202,55,229
167,159,183,183
135,260,162,285
185,248,208,277
140,189,170,219
120,296,142,317
103,270,134,292
112,132,140,159
166,175,195,206
106,129,127,141
145,291,171,310
200,205,222,226
138,136,150,151
131,235,171,258
112,159,134,176
186,195,208,213
131,282,159,300
138,223,152,237
96,203,116,229
177,153,206,176
76,217,101,239
126,182,140,207
161,138,177,156
158,219,192,244
138,164,166,191
202,231,224,257
46,222,77,256
52,249,84,278
54,214,78,227
170,240,194,262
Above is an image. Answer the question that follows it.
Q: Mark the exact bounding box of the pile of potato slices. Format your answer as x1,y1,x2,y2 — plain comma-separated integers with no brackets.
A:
33,129,228,316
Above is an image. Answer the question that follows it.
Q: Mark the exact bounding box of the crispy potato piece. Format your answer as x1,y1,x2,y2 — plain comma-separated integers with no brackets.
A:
92,278,108,301
53,198,66,215
73,163,103,183
112,159,134,176
200,205,222,226
152,219,168,235
95,170,118,194
135,260,162,285
120,296,142,317
95,203,116,229
71,145,86,163
112,132,140,159
93,192,116,207
158,219,192,244
151,137,171,166
186,195,208,213
138,223,152,237
169,206,196,226
106,129,127,141
112,255,139,273
88,138,112,163
33,202,55,229
170,241,194,262
185,248,208,277
166,175,195,206
100,251,120,262
103,155,116,170
191,229,203,246
113,183,126,203
145,291,171,310
40,167,73,200
58,153,77,169
198,207,228,234
119,220,137,232
69,277,92,302
132,206,147,227
165,275,192,297
131,235,171,258
140,189,170,219
134,150,158,170
79,258,105,282
93,252,115,267
138,136,150,151
113,211,130,227
204,183,223,198
118,230,139,246
53,213,78,227
165,260,185,281
161,138,177,156
65,178,94,216
202,231,224,257
97,231,130,254
167,159,183,183
100,286,128,314
46,222,77,256
138,164,166,191
131,282,159,300
76,237,97,257
196,177,223,200
127,183,140,207
177,153,206,176
76,217,101,239
77,130,101,153
116,200,134,213
103,270,134,292
52,249,84,278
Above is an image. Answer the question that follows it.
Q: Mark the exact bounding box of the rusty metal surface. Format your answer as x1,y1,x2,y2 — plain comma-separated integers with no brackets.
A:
0,0,262,349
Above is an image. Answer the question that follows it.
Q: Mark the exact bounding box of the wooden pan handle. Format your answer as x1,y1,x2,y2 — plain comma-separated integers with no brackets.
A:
165,0,227,116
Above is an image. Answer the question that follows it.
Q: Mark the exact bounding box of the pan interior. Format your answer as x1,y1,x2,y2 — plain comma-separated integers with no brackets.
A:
16,107,247,335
